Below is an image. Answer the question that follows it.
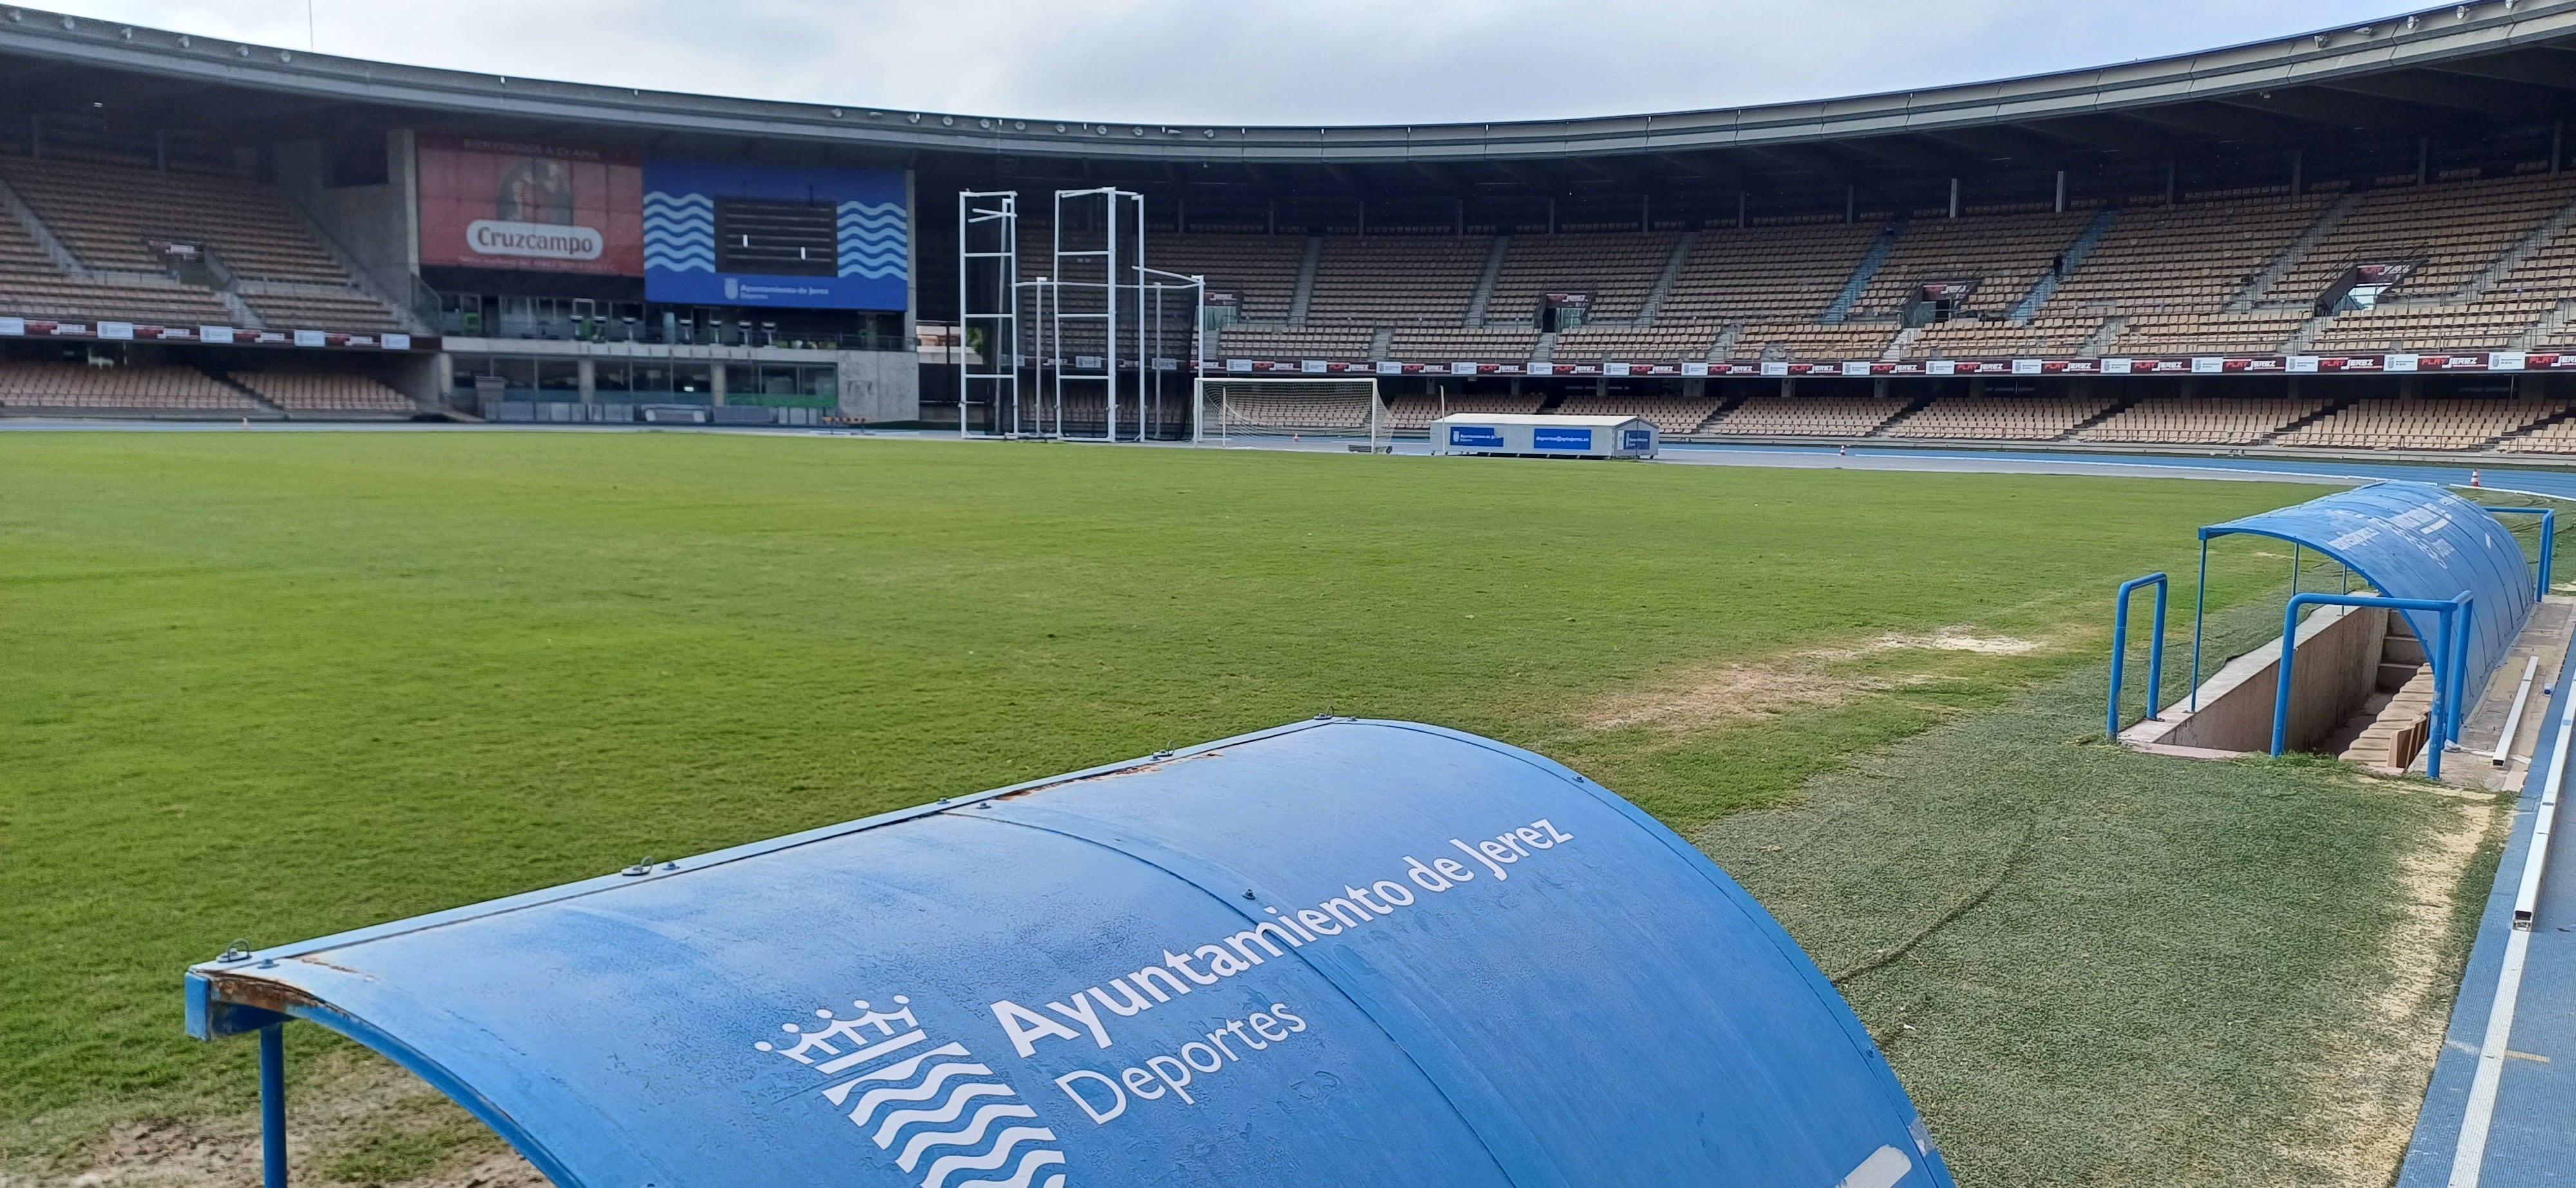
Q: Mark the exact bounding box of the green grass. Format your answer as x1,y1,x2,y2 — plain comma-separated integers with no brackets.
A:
0,431,2396,1177
1701,589,2511,1185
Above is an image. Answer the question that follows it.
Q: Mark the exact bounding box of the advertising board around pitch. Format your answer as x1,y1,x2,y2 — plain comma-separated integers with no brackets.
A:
1430,413,1658,458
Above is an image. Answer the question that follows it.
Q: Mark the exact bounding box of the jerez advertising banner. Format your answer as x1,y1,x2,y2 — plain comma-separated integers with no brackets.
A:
643,159,908,311
417,137,643,276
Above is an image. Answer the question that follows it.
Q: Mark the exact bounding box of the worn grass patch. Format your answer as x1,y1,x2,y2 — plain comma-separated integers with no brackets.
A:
1696,591,2515,1187
0,428,2446,1182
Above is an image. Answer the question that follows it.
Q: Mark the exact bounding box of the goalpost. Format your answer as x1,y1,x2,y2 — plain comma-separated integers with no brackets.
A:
1194,376,1390,451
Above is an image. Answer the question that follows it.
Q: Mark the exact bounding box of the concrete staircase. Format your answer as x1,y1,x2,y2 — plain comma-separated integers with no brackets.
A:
1634,231,1696,327
2226,191,2362,312
1464,235,1510,328
1882,325,1923,361
2077,314,2132,358
1821,221,1904,323
2009,207,2119,321
2513,297,2576,350
2255,394,2360,444
1287,236,1322,327
1708,319,1746,362
2451,189,2576,303
0,173,83,273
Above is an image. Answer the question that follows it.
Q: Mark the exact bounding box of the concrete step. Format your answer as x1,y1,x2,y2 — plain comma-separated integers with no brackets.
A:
2340,666,2438,770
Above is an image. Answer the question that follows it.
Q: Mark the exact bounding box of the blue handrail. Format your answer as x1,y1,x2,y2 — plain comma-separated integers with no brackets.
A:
2479,504,2555,600
2110,572,2168,737
2270,591,2472,779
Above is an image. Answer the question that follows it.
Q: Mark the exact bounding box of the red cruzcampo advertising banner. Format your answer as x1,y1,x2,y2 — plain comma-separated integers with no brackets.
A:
418,136,642,275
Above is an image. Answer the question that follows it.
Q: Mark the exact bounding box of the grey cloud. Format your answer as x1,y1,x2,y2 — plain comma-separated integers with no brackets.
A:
61,0,2404,124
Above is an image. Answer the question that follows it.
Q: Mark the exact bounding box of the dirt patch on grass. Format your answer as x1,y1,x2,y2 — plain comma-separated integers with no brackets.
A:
1581,625,2041,732
2278,789,2502,1185
1584,662,1909,731
1803,627,2043,660
18,1051,545,1188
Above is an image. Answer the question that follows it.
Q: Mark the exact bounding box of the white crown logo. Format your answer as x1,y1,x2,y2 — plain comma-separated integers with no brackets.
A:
757,995,1067,1188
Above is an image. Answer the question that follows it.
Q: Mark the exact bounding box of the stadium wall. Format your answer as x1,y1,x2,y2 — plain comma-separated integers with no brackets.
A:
271,131,423,330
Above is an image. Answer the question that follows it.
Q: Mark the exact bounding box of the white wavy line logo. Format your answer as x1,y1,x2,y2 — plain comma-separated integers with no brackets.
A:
837,200,909,281
643,191,718,274
843,1062,996,1129
761,996,1067,1188
956,1149,1066,1188
922,1130,1057,1188
875,1082,1019,1147
896,1102,1037,1172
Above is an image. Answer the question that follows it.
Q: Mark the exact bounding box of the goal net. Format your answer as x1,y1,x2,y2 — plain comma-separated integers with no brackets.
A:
1195,378,1389,450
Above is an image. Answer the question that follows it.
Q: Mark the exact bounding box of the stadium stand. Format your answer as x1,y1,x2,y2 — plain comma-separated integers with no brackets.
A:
0,358,259,411
1736,320,1902,361
1486,232,1680,325
1307,236,1490,326
2266,173,2576,307
1844,208,2090,321
2005,191,2334,357
1883,394,2119,440
1382,392,1545,430
1658,222,1882,323
12,5,2576,459
1217,327,1375,360
227,370,414,414
1911,315,2106,359
1387,328,1540,362
1548,327,1729,363
1702,396,1912,437
2271,396,2568,451
0,152,408,336
0,202,232,324
1141,233,1305,323
1552,392,1723,433
2496,416,2576,453
2078,397,2332,445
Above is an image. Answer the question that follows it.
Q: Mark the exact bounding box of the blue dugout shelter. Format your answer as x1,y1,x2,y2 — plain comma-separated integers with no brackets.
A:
187,718,1951,1188
2193,481,2543,723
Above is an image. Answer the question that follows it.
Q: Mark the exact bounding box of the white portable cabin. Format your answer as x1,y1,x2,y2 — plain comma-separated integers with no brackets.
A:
1430,413,1658,459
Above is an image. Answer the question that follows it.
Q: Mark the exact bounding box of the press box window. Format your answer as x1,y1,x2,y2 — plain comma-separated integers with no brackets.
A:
715,198,837,276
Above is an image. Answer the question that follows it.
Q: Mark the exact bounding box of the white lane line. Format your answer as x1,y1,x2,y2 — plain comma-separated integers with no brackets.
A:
2448,679,2576,1187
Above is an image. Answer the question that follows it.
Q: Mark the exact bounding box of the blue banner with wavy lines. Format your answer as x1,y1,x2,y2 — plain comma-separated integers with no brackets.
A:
644,158,907,311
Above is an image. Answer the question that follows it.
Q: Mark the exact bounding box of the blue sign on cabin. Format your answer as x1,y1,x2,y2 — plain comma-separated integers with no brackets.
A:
1449,425,1505,447
185,719,1952,1188
1532,426,1593,450
1622,428,1655,451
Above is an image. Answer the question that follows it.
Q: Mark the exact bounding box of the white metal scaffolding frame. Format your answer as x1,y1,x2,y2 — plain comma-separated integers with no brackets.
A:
1016,273,1057,438
955,191,1023,437
1052,187,1146,441
1137,264,1206,443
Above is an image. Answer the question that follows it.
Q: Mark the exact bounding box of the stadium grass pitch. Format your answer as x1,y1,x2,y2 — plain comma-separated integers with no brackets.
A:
0,430,2516,1184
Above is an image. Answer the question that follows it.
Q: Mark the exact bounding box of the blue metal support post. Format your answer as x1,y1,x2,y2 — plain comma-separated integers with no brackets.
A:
2480,505,2554,600
260,1023,286,1188
2271,592,2471,779
2191,537,2210,710
2110,572,2168,736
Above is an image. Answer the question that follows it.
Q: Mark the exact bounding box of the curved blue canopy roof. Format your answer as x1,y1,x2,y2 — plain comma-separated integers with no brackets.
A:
2202,481,2534,692
186,718,1952,1188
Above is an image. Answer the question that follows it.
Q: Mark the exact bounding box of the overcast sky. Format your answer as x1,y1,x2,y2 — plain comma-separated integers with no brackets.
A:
54,1,2410,126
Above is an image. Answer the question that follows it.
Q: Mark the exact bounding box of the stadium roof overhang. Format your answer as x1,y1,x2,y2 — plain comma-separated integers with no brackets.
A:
5,3,2576,195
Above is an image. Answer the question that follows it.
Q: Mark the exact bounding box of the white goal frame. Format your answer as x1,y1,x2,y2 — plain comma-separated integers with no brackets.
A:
1193,376,1389,450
